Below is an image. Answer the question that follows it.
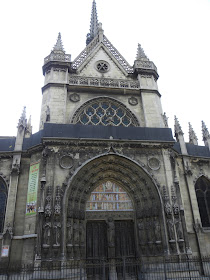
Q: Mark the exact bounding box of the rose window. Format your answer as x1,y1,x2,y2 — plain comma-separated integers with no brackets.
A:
96,61,109,73
71,97,139,127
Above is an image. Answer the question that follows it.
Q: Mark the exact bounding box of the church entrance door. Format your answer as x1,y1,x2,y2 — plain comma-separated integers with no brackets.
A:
86,220,108,259
115,220,135,258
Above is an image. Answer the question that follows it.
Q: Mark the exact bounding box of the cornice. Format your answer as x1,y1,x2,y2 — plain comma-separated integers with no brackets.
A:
42,137,175,149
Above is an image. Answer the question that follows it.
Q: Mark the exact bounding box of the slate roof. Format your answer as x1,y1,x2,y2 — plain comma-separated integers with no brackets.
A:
1,124,210,158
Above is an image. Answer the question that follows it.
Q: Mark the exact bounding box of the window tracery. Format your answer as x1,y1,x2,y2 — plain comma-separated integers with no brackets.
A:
71,97,139,127
195,176,210,227
0,178,7,233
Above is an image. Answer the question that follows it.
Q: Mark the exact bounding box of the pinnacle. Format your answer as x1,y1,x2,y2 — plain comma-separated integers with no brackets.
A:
53,32,65,52
136,43,149,61
189,122,198,145
202,120,210,141
174,116,183,136
18,106,27,129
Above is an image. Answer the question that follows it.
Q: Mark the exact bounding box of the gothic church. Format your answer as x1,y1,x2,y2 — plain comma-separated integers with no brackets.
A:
1,0,210,265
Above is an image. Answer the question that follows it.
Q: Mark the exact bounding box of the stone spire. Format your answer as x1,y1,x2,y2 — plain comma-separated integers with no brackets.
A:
53,33,65,52
189,123,198,145
86,0,99,45
136,44,149,61
202,121,210,147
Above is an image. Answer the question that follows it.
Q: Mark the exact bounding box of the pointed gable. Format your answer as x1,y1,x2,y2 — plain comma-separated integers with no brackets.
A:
72,34,133,77
79,45,127,79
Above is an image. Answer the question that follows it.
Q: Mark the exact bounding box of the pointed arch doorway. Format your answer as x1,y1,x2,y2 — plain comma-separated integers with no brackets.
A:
65,154,165,261
86,180,135,260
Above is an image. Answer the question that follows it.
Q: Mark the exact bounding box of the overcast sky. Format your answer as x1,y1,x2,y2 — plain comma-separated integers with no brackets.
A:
0,0,210,145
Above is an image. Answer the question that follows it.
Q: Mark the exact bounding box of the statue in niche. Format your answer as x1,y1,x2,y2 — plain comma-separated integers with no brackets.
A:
175,218,184,240
73,222,79,245
145,218,153,242
43,222,51,246
154,217,161,241
137,219,145,244
107,217,115,247
53,222,61,246
67,219,73,244
46,106,50,122
79,221,85,245
167,219,175,240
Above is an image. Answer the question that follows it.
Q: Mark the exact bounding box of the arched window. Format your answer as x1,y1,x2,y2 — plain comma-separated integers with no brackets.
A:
71,97,140,127
0,178,7,233
195,176,210,227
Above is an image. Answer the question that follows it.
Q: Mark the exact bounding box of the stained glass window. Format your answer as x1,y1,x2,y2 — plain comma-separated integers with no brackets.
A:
0,178,7,233
71,97,140,127
86,181,133,211
195,176,210,227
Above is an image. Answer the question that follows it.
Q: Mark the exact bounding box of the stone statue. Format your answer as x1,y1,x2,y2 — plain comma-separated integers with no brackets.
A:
107,217,115,247
67,220,73,244
73,222,79,245
137,219,144,243
43,222,51,245
53,222,61,246
175,218,184,240
79,221,85,244
154,217,161,241
167,219,175,240
46,106,50,122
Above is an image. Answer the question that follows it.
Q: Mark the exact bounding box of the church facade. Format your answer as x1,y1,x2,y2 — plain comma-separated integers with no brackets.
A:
1,0,210,265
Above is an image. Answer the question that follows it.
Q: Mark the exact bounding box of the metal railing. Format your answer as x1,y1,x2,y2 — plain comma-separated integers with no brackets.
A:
1,256,210,280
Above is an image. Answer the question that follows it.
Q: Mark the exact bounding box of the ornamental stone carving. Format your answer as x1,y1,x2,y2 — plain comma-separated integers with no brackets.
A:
60,155,74,169
69,93,80,102
128,96,138,106
148,157,160,171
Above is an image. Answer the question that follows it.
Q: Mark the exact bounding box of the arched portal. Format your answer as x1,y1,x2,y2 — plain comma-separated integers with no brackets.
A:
64,154,166,260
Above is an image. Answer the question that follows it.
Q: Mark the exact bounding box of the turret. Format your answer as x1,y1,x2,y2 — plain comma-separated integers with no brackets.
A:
134,44,164,128
40,33,71,130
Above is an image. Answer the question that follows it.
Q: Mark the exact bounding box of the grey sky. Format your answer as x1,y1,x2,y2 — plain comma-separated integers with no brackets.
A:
0,0,210,145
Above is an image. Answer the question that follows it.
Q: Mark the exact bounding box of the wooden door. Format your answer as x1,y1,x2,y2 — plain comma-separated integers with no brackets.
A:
86,221,108,259
115,220,135,257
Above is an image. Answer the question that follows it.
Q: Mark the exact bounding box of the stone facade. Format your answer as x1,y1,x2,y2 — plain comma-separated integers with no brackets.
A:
1,0,210,266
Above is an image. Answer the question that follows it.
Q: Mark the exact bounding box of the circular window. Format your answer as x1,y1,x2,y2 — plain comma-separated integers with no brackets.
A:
96,60,109,73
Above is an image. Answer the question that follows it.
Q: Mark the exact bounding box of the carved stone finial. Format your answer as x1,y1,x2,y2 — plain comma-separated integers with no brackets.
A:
162,112,169,128
174,116,183,137
189,122,198,145
18,106,27,130
53,32,65,52
136,43,149,61
86,0,99,45
202,121,210,144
